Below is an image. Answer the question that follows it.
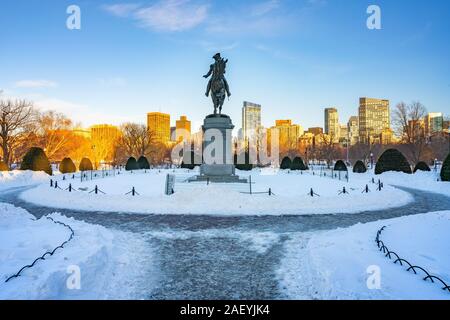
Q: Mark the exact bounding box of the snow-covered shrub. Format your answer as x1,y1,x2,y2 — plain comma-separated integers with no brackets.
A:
20,147,52,175
413,161,430,173
291,157,307,171
353,160,367,173
125,157,139,171
280,157,292,170
334,160,347,172
79,157,93,172
59,157,76,174
375,149,412,175
137,156,150,170
441,153,450,181
0,161,8,171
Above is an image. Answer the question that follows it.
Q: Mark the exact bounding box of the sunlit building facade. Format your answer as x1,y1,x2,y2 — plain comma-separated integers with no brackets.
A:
347,116,359,145
242,101,262,142
425,112,444,135
358,98,391,144
147,112,171,144
267,120,303,153
324,108,340,142
175,115,191,143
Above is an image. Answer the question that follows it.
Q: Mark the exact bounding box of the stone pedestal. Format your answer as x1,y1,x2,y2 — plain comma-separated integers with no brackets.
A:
189,114,247,183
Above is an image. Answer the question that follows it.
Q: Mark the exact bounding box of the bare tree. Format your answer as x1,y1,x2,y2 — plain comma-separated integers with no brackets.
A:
0,99,36,165
118,123,156,159
315,133,340,167
392,101,428,163
36,111,74,161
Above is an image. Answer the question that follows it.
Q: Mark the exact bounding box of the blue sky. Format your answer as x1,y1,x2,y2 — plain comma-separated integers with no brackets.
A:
1,0,449,131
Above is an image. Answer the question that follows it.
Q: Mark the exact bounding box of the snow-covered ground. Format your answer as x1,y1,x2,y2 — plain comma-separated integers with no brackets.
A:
17,168,414,215
277,210,450,300
0,203,155,299
0,170,48,191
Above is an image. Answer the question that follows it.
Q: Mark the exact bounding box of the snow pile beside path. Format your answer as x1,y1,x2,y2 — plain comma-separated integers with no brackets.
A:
19,169,413,215
0,203,155,299
349,169,450,197
0,170,49,191
277,211,450,300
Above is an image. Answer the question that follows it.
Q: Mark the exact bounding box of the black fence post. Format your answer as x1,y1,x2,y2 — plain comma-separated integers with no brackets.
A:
50,179,53,187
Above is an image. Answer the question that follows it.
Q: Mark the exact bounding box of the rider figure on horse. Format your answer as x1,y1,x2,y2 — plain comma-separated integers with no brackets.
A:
203,53,231,98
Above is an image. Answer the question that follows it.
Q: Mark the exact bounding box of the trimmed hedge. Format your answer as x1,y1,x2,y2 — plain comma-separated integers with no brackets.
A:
20,147,52,175
0,161,9,171
441,153,450,181
375,149,412,175
125,157,139,171
280,157,292,170
60,157,76,174
334,160,348,172
291,157,307,171
137,156,150,170
79,157,93,171
413,161,431,173
353,160,367,173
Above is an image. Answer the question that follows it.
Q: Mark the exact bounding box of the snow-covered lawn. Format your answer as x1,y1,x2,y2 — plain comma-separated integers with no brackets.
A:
18,168,414,215
348,169,449,197
277,211,450,300
0,171,48,191
0,203,155,299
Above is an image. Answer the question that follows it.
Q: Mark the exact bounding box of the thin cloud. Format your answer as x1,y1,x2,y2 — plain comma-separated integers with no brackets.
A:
102,3,141,17
104,0,209,32
251,0,280,17
15,80,58,89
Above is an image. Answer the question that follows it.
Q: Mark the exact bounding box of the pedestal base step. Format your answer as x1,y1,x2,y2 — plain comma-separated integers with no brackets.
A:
187,175,248,183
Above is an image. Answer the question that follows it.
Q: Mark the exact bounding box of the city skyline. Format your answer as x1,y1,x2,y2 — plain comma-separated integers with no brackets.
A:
1,0,450,129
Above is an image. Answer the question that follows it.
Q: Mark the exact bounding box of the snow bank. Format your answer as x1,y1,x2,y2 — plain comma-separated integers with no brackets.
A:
349,169,450,197
19,169,413,215
0,203,155,299
277,211,450,300
0,170,49,191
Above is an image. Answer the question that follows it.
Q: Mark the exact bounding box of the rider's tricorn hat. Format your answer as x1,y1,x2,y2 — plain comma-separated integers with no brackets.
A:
213,53,221,60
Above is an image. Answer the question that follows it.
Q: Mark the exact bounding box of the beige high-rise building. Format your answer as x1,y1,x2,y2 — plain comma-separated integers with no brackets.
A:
242,101,262,142
425,112,444,135
267,120,303,153
358,98,391,144
90,124,121,164
90,124,121,142
324,108,340,141
175,115,191,142
147,112,170,144
347,116,359,145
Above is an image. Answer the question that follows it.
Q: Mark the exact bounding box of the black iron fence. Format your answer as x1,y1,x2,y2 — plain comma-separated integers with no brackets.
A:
375,226,450,293
5,217,75,283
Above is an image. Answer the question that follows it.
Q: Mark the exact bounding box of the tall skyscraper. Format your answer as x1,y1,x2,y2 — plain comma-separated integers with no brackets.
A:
175,115,191,142
358,98,391,144
324,108,340,141
347,116,359,145
425,112,444,135
242,101,262,142
147,112,170,144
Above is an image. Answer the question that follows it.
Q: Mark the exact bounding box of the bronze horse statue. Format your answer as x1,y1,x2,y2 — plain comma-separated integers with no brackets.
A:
204,53,231,115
